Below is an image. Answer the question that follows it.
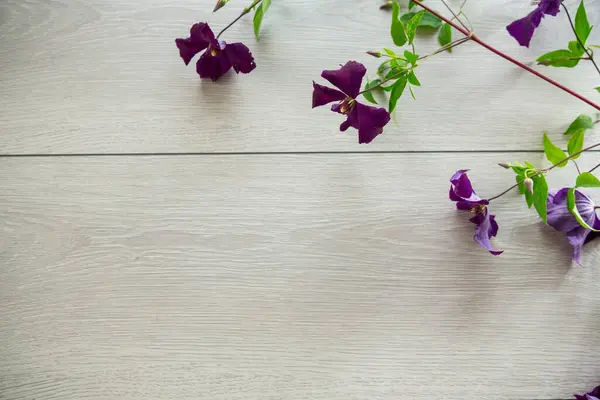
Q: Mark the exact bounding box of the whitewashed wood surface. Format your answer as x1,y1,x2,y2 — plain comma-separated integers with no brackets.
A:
1,0,600,399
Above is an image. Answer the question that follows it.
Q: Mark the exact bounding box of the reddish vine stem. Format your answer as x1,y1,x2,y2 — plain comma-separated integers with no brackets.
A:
411,0,600,112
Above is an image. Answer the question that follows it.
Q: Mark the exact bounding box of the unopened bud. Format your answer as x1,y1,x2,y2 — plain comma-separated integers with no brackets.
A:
213,0,230,12
380,1,393,10
367,51,382,58
524,178,534,194
498,162,511,169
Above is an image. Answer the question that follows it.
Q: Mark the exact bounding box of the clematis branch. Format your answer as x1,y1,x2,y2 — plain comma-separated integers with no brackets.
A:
561,3,600,77
216,0,262,39
411,0,600,112
488,142,600,202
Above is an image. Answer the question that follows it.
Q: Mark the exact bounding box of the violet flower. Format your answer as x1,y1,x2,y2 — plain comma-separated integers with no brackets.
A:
175,22,256,81
575,385,600,400
312,61,391,144
449,170,504,255
547,188,600,265
506,0,561,47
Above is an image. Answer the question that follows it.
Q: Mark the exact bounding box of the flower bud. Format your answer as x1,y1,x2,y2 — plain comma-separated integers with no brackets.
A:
213,0,230,12
367,51,382,58
380,1,393,10
524,178,534,194
498,162,511,169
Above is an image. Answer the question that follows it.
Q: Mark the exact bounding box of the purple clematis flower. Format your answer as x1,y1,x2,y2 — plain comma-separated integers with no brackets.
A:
575,385,600,400
449,170,504,255
312,61,391,144
175,22,256,81
506,0,561,47
547,188,600,265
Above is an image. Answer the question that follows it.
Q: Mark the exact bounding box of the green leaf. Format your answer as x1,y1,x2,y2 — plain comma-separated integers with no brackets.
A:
438,23,452,50
404,50,419,65
567,188,600,230
408,0,417,9
532,174,548,222
575,0,593,44
388,76,408,113
383,48,396,57
596,86,600,93
362,79,382,104
543,133,568,167
568,40,586,57
536,49,580,68
567,129,585,159
564,114,594,135
525,161,536,170
405,10,426,44
576,172,600,187
400,11,442,29
391,1,408,47
407,70,421,86
408,84,416,100
253,0,272,40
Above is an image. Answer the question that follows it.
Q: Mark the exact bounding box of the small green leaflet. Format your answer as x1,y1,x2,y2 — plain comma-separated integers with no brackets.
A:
383,48,396,57
400,11,442,29
568,40,585,57
596,86,600,93
389,75,408,113
564,114,594,135
362,79,382,105
543,133,568,167
405,10,426,44
575,0,593,44
438,23,452,50
408,84,416,100
567,129,585,159
407,70,421,86
532,174,548,222
391,1,408,47
576,172,600,187
253,0,272,40
567,188,600,230
536,49,580,68
404,50,419,65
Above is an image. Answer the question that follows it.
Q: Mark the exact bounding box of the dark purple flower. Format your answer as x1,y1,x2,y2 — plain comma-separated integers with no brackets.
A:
506,0,561,47
449,170,503,255
312,61,391,144
547,188,600,265
175,22,256,81
575,385,600,400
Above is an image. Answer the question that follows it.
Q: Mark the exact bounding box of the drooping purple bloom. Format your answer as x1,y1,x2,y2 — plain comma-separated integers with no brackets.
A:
175,22,256,81
449,170,503,255
312,61,391,144
575,385,600,400
506,0,561,47
547,188,600,265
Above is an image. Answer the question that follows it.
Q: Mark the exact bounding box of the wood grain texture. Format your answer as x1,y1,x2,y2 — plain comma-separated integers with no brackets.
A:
0,154,599,399
0,0,599,154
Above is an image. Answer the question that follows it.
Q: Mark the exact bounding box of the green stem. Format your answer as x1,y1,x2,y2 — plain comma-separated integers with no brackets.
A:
561,3,600,77
216,0,262,39
488,142,600,202
419,36,471,60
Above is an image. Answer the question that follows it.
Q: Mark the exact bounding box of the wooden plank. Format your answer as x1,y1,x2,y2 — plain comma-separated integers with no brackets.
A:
0,154,598,399
0,0,599,154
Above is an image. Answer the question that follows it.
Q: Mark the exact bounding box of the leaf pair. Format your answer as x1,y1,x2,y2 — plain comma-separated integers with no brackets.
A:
390,1,442,46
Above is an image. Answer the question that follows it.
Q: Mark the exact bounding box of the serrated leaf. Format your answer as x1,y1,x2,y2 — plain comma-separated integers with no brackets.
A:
400,11,442,29
388,76,407,113
407,70,421,86
405,10,426,44
567,129,585,159
543,133,568,167
564,114,594,135
568,40,586,57
438,23,452,50
532,174,548,222
362,79,382,104
575,0,592,44
536,49,580,68
567,188,600,230
576,172,600,187
391,1,408,47
253,0,272,40
404,50,419,65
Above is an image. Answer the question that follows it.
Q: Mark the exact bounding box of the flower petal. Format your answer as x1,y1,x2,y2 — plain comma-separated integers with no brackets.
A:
175,22,215,65
312,82,346,108
506,8,544,47
539,0,561,16
547,188,596,233
321,61,366,98
225,42,257,74
196,51,232,81
470,212,503,255
355,102,390,144
567,225,592,265
450,170,474,198
576,386,600,400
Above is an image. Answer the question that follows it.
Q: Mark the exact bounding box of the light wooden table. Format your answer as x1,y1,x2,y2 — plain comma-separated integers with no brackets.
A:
1,0,599,399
